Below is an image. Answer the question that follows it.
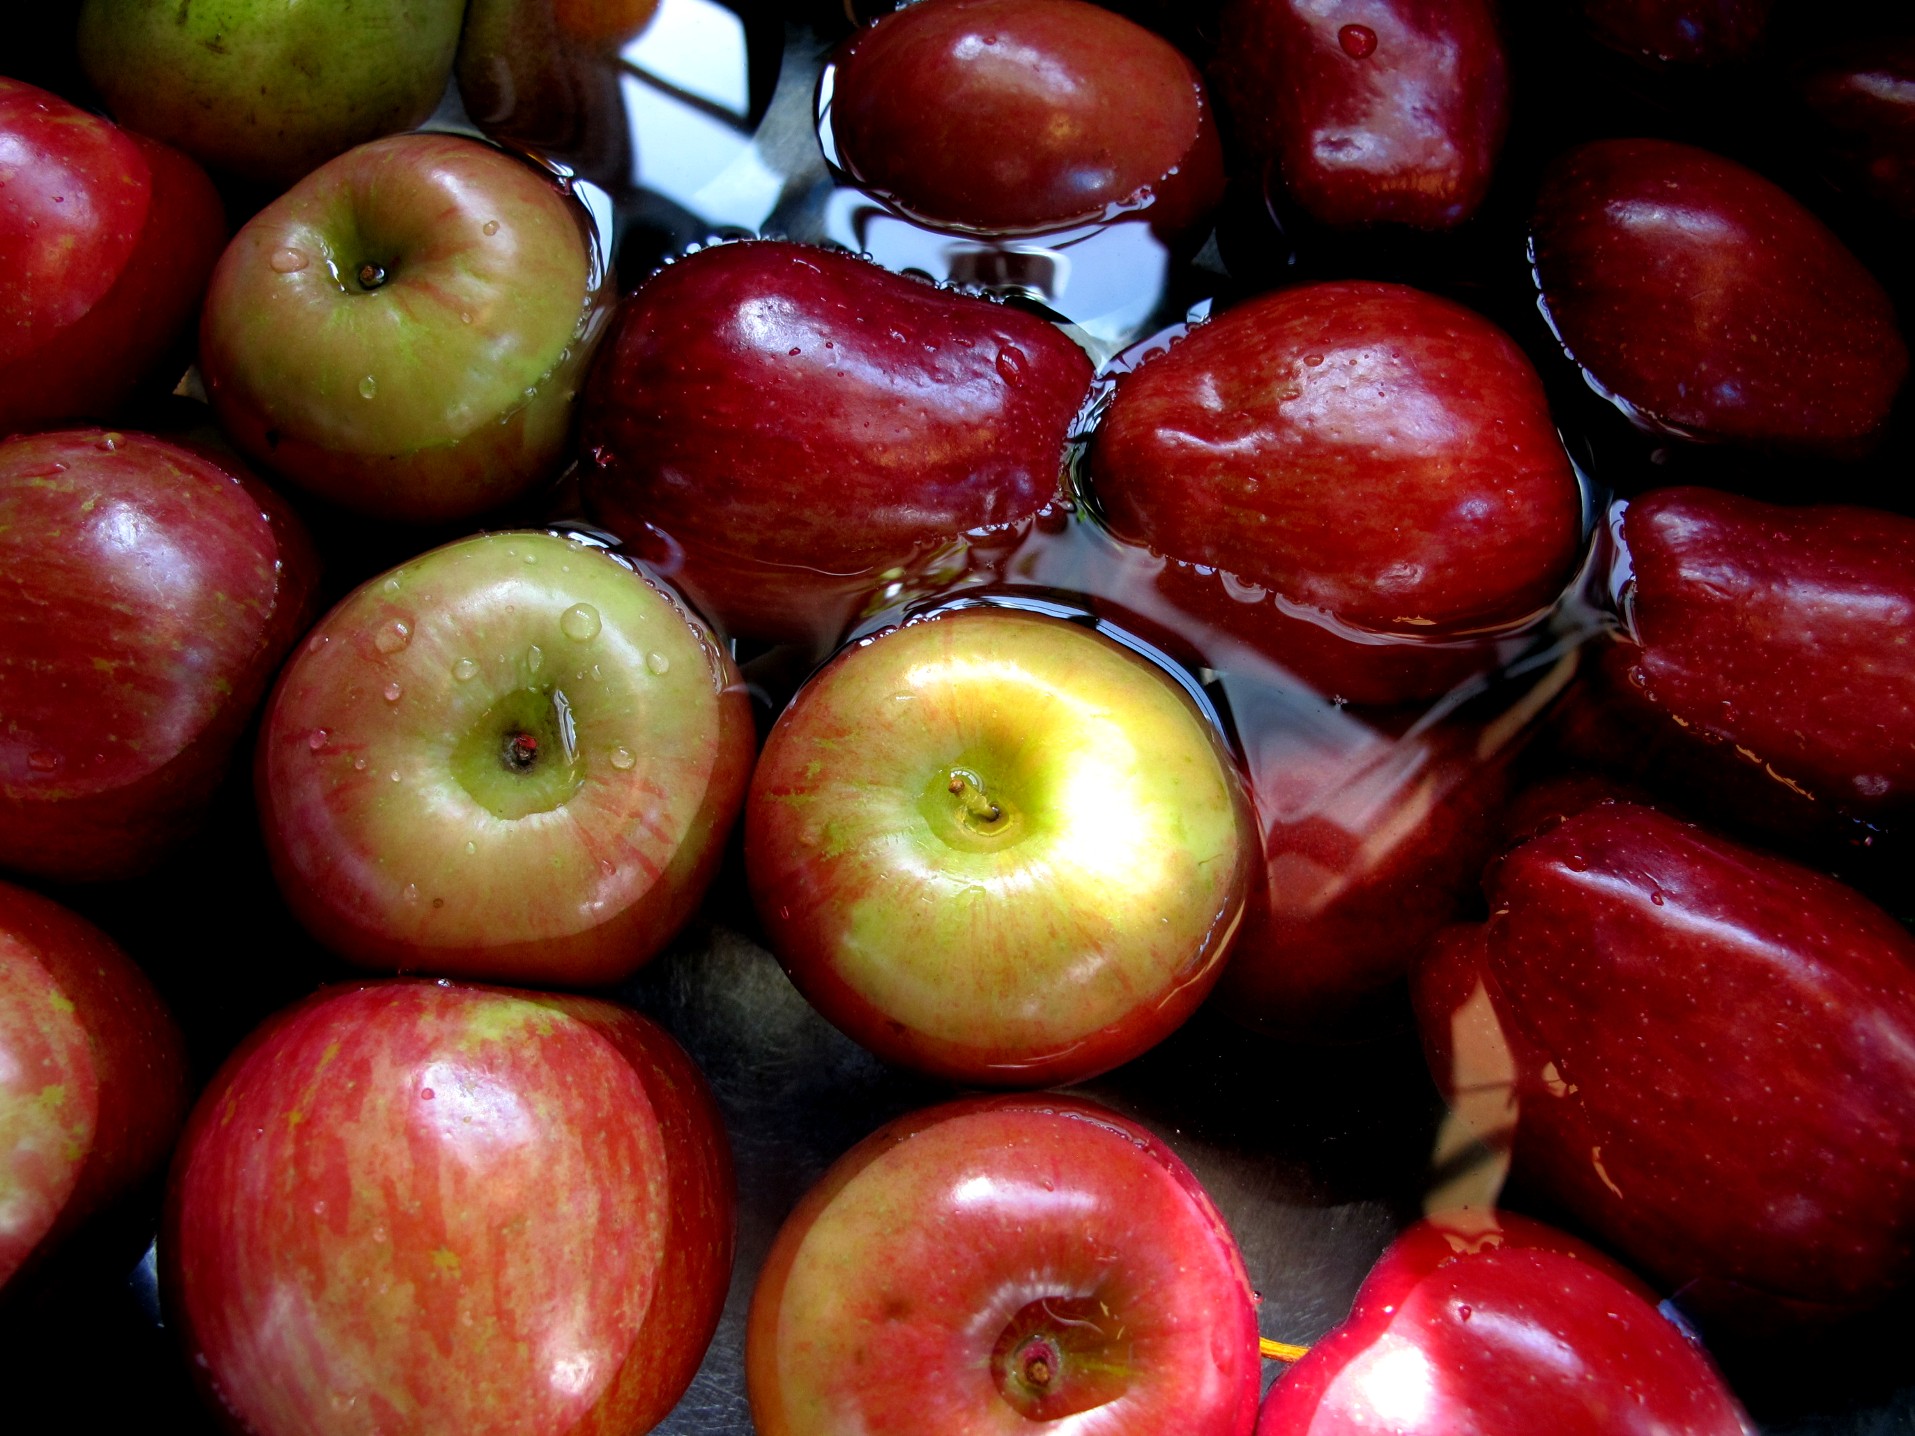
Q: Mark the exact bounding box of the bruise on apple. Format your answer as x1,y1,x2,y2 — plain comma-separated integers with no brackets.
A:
1087,281,1583,703
579,239,1094,647
1257,1210,1755,1434
1530,138,1909,455
1213,0,1510,230
1610,486,1915,821
827,0,1224,236
0,880,188,1294
1412,800,1915,1332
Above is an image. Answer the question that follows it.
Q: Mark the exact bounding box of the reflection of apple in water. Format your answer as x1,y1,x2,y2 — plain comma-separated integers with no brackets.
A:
745,605,1253,1086
0,879,188,1294
164,979,733,1436
1258,1211,1754,1434
258,530,753,986
747,1093,1261,1436
0,78,226,436
1414,800,1915,1332
0,428,319,882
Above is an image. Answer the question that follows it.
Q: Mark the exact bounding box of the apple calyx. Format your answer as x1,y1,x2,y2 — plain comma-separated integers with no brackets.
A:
356,261,388,290
989,1296,1134,1420
453,684,584,820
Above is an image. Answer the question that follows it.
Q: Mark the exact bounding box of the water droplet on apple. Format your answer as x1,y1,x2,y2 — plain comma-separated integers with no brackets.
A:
646,651,671,675
460,311,472,325
358,375,378,400
374,620,411,654
609,746,636,770
483,219,500,236
382,681,402,703
1303,353,1324,367
1650,889,1666,905
403,883,419,903
307,728,329,752
99,432,121,452
354,757,369,771
1339,23,1377,56
560,603,602,641
464,841,477,855
26,749,61,772
270,247,310,273
389,770,403,782
1457,1303,1473,1321
453,657,479,682
527,644,545,673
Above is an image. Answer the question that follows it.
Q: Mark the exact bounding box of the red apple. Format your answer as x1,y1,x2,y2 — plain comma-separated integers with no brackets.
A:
1582,0,1772,65
1213,0,1510,230
1801,35,1915,226
1612,486,1915,820
747,1093,1262,1435
163,979,733,1436
1414,800,1915,1331
1530,138,1908,454
826,0,1224,236
257,529,753,985
745,605,1253,1086
0,427,319,882
0,77,226,437
0,879,187,1293
578,239,1093,646
200,132,611,522
1087,282,1584,703
1258,1210,1755,1434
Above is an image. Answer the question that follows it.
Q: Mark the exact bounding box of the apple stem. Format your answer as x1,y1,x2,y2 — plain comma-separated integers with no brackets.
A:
1260,1337,1310,1363
504,732,540,770
947,769,1001,823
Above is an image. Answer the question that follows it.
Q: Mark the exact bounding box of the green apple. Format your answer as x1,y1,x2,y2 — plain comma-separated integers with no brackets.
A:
745,605,1255,1086
76,0,468,188
199,131,609,521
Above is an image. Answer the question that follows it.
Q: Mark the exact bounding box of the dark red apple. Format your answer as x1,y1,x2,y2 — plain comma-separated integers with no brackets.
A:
1414,800,1915,1331
0,428,319,882
0,879,187,1293
1801,35,1915,226
164,979,733,1436
578,239,1093,646
1213,0,1509,230
257,530,753,987
1258,1210,1754,1434
1611,486,1915,819
1582,0,1773,66
1087,281,1583,703
1531,138,1909,454
747,1093,1262,1435
826,0,1224,236
0,77,226,436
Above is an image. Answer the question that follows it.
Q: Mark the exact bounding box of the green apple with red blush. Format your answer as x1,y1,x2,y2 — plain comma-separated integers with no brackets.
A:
257,529,753,986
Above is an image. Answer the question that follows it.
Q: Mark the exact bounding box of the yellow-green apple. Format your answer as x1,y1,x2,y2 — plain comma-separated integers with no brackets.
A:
745,605,1253,1086
257,530,753,985
1414,800,1915,1333
747,1093,1262,1435
76,0,468,188
0,879,187,1296
1087,281,1584,704
578,240,1092,647
200,132,610,523
163,979,733,1436
0,78,226,437
0,428,319,882
1258,1210,1754,1434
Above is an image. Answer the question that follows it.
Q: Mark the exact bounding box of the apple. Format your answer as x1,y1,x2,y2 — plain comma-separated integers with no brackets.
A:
75,0,468,188
257,528,753,985
1258,1210,1755,1434
0,78,227,438
1414,799,1915,1332
825,0,1224,236
0,427,319,882
1581,0,1772,66
1213,0,1510,230
1801,34,1915,226
1086,281,1584,703
163,979,733,1436
746,1093,1262,1435
0,878,188,1295
578,239,1093,647
200,131,610,523
1610,486,1915,821
1530,138,1909,455
745,604,1253,1086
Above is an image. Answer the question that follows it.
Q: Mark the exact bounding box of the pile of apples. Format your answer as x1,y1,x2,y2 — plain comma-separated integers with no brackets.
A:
5,0,1914,1433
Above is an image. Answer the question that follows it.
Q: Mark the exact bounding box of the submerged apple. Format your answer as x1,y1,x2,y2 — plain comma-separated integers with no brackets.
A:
258,529,753,985
747,1094,1262,1435
745,605,1253,1086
